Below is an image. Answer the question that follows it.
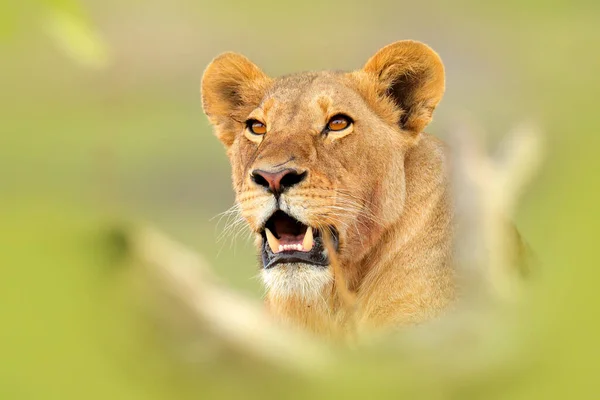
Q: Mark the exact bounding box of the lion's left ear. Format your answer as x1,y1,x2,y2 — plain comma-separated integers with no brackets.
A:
362,40,445,135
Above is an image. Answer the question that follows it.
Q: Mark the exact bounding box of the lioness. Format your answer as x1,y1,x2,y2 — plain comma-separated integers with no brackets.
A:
201,41,455,336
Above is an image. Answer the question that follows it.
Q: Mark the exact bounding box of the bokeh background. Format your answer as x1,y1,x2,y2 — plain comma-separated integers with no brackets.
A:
2,0,600,398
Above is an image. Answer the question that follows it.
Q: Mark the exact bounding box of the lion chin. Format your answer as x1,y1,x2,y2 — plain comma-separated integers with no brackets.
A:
261,263,333,301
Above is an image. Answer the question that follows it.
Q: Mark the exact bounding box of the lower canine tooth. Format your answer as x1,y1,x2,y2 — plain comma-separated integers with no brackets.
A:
302,227,314,251
265,228,281,253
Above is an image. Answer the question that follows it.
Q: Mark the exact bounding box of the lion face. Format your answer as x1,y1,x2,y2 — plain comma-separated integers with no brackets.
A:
201,41,445,300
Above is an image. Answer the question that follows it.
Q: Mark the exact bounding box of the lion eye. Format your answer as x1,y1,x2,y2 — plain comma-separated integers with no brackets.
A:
327,115,352,131
247,120,267,135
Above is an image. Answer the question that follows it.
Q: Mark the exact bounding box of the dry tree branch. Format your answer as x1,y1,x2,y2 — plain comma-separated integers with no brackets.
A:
118,225,330,372
450,120,542,300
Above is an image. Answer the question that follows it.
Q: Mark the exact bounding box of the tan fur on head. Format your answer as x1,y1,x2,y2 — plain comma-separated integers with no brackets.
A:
201,41,454,335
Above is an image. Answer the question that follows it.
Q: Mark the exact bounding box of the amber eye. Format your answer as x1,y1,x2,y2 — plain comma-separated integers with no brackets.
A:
327,115,352,131
247,120,267,135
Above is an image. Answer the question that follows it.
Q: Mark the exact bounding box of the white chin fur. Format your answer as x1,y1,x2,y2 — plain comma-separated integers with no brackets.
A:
262,263,332,301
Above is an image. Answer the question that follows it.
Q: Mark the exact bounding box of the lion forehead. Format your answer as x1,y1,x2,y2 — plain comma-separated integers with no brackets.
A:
259,72,370,122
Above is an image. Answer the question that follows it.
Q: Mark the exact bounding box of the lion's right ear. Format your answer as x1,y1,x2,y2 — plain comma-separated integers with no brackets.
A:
201,53,270,147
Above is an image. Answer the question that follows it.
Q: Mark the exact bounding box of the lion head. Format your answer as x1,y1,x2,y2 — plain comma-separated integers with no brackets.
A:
201,41,446,306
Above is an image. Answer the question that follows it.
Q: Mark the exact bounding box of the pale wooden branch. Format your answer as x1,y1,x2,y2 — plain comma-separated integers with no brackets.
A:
449,120,542,300
123,226,330,372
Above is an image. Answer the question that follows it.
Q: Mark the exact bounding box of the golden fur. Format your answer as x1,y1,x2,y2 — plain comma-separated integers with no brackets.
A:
201,41,455,336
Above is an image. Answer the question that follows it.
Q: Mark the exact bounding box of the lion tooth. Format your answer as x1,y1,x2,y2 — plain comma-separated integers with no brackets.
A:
278,244,283,252
302,227,314,251
265,228,280,253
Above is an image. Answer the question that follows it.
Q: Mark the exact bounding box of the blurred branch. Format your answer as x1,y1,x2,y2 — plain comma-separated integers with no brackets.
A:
450,120,542,300
117,225,330,373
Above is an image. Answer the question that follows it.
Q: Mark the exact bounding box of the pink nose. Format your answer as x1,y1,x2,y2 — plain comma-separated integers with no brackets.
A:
251,168,306,196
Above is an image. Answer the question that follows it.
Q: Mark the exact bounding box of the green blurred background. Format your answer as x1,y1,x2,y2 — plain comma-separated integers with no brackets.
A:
1,0,599,398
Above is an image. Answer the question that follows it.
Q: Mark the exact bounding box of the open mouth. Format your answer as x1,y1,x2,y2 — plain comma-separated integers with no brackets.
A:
260,210,339,269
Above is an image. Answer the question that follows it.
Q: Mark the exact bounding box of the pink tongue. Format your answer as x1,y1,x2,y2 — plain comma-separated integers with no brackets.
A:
273,218,306,245
278,233,305,245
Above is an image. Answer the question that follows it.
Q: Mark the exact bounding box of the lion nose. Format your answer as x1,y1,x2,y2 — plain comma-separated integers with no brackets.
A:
251,168,307,197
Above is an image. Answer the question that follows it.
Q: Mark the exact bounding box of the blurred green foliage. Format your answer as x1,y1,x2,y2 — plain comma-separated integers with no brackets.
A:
1,0,599,398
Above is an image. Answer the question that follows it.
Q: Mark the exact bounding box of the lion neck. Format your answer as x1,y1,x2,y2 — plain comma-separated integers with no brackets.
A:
361,134,451,272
